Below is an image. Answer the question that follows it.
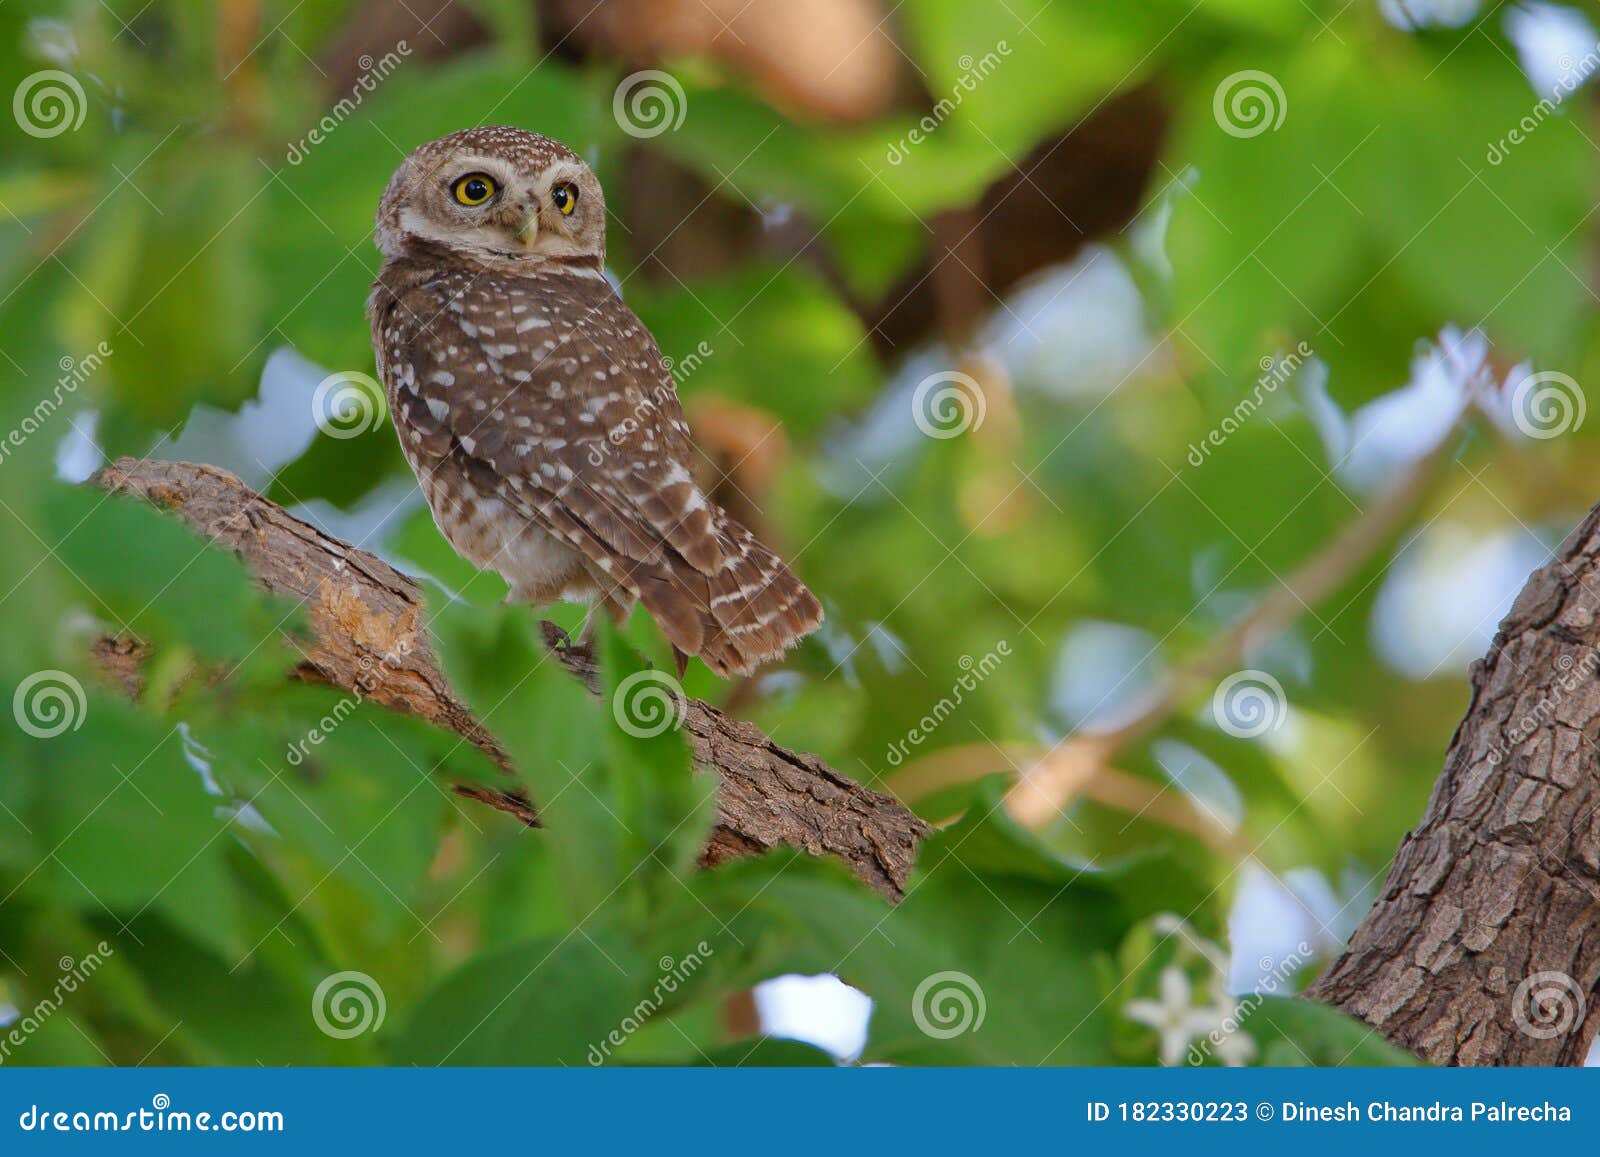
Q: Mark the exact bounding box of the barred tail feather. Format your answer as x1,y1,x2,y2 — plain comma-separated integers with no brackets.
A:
562,506,821,677
692,520,822,677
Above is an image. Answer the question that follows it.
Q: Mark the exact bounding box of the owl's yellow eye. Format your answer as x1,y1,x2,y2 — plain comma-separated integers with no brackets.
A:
452,174,497,206
551,182,579,216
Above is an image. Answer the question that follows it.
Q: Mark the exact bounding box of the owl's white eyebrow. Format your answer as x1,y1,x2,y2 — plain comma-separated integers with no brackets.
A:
442,157,514,180
537,162,586,185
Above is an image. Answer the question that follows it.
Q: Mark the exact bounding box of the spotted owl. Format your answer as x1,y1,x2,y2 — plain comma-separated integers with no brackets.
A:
368,127,822,676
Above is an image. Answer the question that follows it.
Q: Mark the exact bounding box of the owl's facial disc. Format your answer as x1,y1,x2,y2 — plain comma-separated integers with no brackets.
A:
516,159,602,263
377,134,606,269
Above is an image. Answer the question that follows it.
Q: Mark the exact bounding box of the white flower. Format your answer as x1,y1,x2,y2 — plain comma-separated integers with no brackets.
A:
1123,965,1228,1066
1505,3,1600,103
1308,325,1534,494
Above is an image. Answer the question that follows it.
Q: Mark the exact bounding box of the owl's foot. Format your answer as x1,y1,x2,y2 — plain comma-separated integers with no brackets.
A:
577,605,600,647
574,590,633,647
538,620,573,649
538,619,597,669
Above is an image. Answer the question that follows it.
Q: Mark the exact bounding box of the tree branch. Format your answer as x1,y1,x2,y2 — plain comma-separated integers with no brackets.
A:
89,457,927,901
1006,413,1465,827
89,455,1600,1064
1306,506,1600,1065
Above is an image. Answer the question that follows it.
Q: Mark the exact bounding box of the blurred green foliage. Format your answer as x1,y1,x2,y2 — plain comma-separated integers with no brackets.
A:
1,0,1590,1066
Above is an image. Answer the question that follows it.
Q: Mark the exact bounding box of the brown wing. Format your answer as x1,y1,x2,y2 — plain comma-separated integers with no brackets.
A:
375,266,822,675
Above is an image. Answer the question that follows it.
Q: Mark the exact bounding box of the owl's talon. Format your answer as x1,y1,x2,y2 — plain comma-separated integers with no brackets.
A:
537,620,574,651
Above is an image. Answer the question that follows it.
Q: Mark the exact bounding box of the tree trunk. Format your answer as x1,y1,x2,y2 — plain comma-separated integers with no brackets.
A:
1307,509,1600,1065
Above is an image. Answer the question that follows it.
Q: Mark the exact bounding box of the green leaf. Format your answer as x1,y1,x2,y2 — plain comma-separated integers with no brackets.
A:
1169,35,1592,380
691,1037,838,1066
44,482,302,666
394,928,650,1065
26,699,241,959
627,264,879,436
599,623,716,889
1250,997,1421,1067
430,601,627,919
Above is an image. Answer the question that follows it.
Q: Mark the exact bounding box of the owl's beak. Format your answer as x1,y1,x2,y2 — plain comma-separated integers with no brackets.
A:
514,207,539,249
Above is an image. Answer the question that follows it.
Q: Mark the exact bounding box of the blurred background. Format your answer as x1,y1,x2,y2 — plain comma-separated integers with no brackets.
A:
0,0,1596,1066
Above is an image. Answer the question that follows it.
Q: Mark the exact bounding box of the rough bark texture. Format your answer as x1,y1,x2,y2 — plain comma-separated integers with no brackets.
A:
90,457,927,900
1307,508,1600,1065
89,456,1600,1064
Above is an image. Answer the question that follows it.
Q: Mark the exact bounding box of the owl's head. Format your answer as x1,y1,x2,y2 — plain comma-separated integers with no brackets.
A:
375,127,606,269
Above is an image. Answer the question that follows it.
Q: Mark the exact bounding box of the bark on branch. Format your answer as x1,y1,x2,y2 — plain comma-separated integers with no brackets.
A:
90,456,1600,1064
1307,508,1600,1065
90,458,927,901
